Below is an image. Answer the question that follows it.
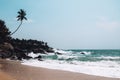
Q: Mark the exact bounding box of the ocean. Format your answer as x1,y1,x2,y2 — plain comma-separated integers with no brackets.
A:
22,49,120,78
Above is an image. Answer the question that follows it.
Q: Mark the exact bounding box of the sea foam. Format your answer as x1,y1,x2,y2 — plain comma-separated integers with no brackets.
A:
22,50,120,78
22,59,120,78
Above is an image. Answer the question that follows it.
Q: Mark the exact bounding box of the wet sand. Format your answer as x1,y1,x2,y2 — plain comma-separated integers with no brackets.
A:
0,59,119,80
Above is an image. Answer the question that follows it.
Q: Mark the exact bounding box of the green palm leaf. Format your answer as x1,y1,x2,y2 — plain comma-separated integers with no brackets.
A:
11,9,27,35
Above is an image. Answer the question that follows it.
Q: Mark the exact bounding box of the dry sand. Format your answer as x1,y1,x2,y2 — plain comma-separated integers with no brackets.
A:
0,71,16,80
0,59,119,80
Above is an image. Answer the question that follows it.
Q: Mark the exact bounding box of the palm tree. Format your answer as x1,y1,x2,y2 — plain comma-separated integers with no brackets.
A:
10,9,27,35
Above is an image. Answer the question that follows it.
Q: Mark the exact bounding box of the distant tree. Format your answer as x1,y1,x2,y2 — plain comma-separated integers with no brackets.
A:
0,20,11,43
10,9,27,35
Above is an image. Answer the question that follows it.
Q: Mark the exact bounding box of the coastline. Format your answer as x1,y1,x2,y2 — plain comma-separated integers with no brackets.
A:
0,59,119,80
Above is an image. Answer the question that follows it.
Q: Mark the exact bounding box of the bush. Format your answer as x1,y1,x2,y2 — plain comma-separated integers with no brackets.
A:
0,20,11,44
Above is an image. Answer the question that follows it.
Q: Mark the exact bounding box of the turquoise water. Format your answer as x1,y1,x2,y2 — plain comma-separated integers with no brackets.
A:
23,49,120,78
42,49,120,62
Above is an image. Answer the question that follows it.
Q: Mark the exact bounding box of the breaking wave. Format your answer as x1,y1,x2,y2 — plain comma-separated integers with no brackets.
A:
22,49,120,78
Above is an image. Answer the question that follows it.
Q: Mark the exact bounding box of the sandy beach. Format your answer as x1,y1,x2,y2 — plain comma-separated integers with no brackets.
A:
0,71,16,80
0,59,119,80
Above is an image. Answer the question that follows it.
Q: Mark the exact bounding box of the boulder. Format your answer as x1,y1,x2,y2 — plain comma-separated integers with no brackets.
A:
34,55,43,61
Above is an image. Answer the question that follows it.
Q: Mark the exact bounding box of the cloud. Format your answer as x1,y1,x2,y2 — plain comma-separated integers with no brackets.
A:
96,16,120,31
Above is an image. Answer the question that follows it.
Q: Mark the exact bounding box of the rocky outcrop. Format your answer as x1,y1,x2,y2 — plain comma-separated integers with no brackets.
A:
34,55,43,61
10,38,54,53
0,38,54,60
0,19,54,60
0,43,13,58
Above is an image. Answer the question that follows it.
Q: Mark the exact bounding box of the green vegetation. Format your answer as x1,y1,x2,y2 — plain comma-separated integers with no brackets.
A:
0,20,11,43
10,9,27,35
0,9,54,60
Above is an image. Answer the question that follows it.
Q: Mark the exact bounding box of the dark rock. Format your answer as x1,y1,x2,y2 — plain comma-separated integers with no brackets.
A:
33,48,47,54
46,48,54,53
10,38,54,54
0,42,14,58
16,52,32,60
55,52,62,55
34,55,42,59
34,55,43,61
80,52,85,55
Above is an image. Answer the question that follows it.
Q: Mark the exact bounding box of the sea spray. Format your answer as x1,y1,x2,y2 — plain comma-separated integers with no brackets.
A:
22,49,120,78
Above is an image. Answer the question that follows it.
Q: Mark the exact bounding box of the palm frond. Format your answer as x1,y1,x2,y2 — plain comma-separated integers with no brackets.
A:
17,9,27,21
11,9,27,35
24,17,27,20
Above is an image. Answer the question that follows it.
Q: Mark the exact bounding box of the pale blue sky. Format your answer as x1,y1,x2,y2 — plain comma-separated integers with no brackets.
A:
0,0,120,49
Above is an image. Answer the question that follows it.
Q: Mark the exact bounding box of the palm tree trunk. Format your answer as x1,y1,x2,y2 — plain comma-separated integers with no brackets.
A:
10,21,22,35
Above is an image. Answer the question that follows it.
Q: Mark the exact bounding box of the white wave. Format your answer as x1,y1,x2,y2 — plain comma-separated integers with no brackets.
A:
53,48,69,54
71,61,120,68
98,56,120,60
58,55,77,60
46,52,55,55
79,51,92,55
22,59,120,78
28,52,40,58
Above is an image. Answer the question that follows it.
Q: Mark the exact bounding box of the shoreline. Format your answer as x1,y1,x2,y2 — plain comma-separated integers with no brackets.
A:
0,59,119,80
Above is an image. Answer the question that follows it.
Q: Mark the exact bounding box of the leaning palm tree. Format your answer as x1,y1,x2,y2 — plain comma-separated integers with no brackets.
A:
10,9,27,35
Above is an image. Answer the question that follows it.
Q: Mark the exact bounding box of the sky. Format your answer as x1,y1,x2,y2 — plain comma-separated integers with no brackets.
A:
0,0,120,49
